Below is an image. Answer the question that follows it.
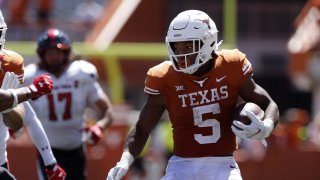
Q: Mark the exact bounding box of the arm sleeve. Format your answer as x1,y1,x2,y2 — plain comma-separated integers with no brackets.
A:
23,101,56,166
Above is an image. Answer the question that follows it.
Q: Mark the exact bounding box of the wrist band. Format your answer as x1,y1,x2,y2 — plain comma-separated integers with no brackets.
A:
118,151,134,166
25,88,31,100
1,89,18,113
8,89,18,108
263,119,274,137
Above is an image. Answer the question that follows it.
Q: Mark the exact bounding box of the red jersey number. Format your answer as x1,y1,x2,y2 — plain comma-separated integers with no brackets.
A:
47,92,72,121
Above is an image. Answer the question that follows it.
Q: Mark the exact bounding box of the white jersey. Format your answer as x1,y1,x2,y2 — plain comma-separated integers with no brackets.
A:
0,114,9,165
24,60,104,150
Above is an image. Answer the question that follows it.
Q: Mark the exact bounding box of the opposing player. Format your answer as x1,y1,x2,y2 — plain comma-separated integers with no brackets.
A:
107,10,279,180
0,10,66,180
23,28,114,180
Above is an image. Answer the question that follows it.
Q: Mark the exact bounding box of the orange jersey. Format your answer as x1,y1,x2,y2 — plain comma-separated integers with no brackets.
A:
144,49,253,157
0,48,24,85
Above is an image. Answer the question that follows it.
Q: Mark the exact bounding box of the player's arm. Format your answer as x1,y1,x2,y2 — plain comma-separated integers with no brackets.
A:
3,103,24,131
127,94,166,157
23,101,66,179
95,93,113,129
0,88,33,111
234,77,279,140
83,92,114,145
239,77,279,124
107,94,166,180
78,61,115,144
85,93,113,145
0,73,53,112
23,101,56,165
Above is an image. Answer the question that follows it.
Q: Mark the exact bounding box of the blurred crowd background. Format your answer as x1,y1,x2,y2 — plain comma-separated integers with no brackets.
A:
1,0,320,179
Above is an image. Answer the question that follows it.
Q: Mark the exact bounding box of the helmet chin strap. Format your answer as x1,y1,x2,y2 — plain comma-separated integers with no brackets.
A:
216,40,223,50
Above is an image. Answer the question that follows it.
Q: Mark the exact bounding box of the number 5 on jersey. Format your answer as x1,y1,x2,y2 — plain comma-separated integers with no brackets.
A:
193,103,221,144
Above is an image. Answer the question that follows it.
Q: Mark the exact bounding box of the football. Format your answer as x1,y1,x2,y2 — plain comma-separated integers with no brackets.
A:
233,102,264,125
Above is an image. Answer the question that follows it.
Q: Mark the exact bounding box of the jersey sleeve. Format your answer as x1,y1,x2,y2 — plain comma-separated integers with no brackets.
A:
224,49,253,86
144,62,169,95
79,60,99,81
1,49,25,84
237,49,253,85
77,60,104,105
87,82,106,106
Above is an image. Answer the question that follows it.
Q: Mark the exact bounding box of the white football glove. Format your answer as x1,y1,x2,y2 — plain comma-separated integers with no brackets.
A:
231,110,274,140
107,152,134,180
1,72,20,90
1,72,20,113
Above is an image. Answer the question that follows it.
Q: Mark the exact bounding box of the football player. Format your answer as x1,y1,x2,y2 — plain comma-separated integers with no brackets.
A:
23,28,114,180
0,10,66,180
107,10,279,180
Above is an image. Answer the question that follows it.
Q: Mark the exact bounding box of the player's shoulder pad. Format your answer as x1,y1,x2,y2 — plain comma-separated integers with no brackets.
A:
70,60,98,81
217,49,246,63
147,61,172,78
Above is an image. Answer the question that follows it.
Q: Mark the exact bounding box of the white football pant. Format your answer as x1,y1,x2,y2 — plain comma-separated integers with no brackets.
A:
161,155,242,180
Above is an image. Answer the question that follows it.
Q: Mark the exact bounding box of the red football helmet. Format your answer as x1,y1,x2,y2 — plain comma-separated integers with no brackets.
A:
37,28,71,73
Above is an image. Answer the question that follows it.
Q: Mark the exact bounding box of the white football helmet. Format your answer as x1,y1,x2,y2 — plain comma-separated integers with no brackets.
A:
166,10,221,74
0,10,7,53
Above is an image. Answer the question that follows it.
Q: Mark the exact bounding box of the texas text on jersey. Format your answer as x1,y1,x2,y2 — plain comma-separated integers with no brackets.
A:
144,49,253,157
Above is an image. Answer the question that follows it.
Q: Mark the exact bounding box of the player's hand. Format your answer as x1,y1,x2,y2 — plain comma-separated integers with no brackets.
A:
83,124,103,145
231,110,274,140
1,72,20,90
107,152,134,180
28,73,53,100
1,72,20,113
107,165,128,180
45,164,66,180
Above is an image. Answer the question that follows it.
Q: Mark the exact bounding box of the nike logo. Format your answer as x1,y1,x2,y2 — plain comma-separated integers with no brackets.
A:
230,165,237,169
216,76,226,82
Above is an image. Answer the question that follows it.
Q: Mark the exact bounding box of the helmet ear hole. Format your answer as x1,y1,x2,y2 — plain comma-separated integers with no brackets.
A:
200,41,204,49
210,41,215,48
169,42,176,52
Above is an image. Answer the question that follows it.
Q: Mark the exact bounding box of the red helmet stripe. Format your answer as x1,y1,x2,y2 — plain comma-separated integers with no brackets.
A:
47,29,59,39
